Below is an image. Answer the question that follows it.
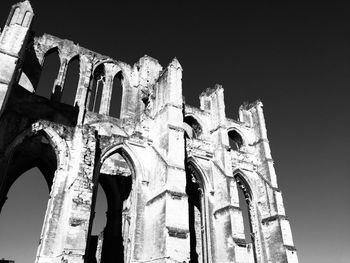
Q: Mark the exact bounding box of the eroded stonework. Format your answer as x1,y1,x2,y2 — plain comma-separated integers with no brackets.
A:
0,1,298,263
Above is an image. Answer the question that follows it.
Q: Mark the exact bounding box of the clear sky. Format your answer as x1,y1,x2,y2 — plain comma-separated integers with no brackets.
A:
0,0,350,262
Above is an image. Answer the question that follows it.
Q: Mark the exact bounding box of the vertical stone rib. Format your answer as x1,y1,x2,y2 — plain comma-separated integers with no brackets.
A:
99,63,116,115
51,58,68,102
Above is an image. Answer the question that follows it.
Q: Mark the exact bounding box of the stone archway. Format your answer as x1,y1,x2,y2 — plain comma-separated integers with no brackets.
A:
0,130,59,262
87,144,143,263
0,131,58,214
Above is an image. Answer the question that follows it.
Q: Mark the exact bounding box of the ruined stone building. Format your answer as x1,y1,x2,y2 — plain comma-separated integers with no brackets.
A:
0,1,298,263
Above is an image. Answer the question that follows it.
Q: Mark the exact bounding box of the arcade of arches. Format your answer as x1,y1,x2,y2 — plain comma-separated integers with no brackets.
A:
0,1,298,262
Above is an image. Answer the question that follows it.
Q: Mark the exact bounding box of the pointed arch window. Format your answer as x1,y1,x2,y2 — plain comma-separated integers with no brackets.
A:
109,71,123,118
10,7,20,25
36,48,61,99
61,56,80,106
228,130,243,151
89,64,105,113
184,116,202,139
87,149,135,263
21,11,32,27
186,163,209,263
234,174,257,262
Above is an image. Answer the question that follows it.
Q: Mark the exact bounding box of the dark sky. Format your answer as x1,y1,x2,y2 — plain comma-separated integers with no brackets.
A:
1,0,350,262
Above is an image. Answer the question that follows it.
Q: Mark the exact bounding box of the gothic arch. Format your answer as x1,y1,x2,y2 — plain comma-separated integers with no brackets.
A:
232,169,254,200
39,46,61,66
186,159,212,263
61,54,80,105
21,11,32,27
92,60,113,73
93,60,131,86
35,47,61,98
187,157,213,194
1,124,69,191
93,60,119,72
4,124,68,169
67,54,81,67
184,115,203,139
110,71,124,118
100,142,145,183
9,7,20,25
232,169,260,262
0,123,70,261
227,128,246,151
88,63,105,112
87,142,145,262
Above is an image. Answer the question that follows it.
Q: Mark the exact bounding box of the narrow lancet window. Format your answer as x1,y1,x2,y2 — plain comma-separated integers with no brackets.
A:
186,163,208,263
36,48,60,99
235,175,257,262
184,116,202,139
228,130,243,151
89,64,105,113
61,56,80,106
109,71,123,118
88,151,133,263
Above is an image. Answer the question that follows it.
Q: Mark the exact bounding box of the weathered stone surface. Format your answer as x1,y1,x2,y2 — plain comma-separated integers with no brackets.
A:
0,1,298,263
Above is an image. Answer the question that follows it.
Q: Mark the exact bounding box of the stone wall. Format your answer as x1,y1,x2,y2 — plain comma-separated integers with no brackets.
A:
0,1,298,263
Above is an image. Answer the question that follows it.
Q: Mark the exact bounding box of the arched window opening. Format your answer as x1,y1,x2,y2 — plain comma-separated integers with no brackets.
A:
61,56,80,106
10,7,20,25
87,151,133,263
36,49,60,99
21,11,32,27
89,64,105,113
109,72,123,118
235,175,256,262
186,163,208,263
184,116,202,139
0,134,57,263
228,130,243,151
238,184,253,243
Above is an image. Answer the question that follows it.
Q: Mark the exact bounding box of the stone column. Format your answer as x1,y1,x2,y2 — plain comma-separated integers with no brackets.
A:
35,162,71,263
74,55,93,124
141,58,190,263
51,58,68,102
99,63,116,115
58,126,97,263
200,85,244,262
240,102,299,263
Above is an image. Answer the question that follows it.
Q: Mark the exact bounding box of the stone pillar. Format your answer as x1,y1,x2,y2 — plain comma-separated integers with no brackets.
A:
142,58,189,263
57,126,97,263
247,101,278,187
51,57,68,102
35,159,71,263
133,55,163,119
0,1,33,115
200,85,245,262
99,63,117,115
74,55,93,124
240,102,299,263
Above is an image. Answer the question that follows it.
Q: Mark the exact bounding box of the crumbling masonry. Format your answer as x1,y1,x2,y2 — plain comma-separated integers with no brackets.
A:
0,1,298,263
